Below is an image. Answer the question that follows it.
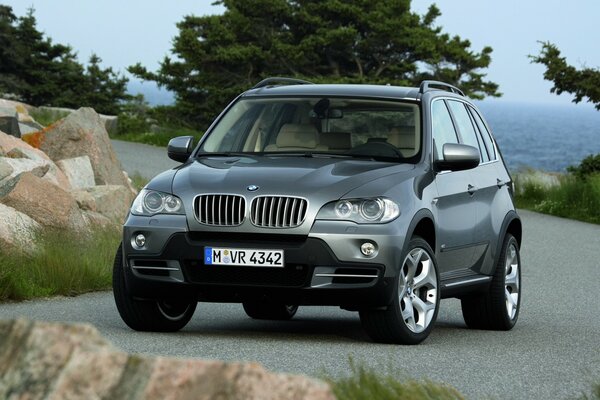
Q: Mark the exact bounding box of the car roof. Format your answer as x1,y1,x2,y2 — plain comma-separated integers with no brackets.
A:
242,84,421,101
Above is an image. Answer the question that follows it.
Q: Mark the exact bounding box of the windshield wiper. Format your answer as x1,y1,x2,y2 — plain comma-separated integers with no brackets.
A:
195,152,246,158
264,152,376,160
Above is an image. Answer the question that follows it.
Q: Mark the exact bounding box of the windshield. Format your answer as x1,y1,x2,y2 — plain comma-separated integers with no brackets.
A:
200,97,421,162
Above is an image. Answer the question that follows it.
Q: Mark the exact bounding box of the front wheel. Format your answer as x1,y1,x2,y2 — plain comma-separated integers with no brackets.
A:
360,236,440,345
112,244,197,332
461,233,521,330
242,302,298,320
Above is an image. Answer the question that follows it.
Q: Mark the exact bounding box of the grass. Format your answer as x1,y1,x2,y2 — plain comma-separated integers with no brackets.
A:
129,172,149,191
29,108,71,127
113,125,203,147
326,361,465,400
0,228,120,301
578,383,600,400
514,172,600,224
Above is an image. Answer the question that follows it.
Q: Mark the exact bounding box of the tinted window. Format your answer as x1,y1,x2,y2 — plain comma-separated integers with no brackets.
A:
447,100,484,162
431,100,458,159
468,106,496,160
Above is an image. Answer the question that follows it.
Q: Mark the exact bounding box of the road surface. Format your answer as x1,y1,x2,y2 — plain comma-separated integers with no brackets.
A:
1,141,599,399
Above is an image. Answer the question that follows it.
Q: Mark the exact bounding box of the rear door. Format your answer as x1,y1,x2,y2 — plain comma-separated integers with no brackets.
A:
431,99,476,273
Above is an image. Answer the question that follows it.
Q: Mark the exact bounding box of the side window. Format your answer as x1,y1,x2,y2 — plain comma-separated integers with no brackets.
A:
431,100,458,159
468,106,497,160
447,100,485,162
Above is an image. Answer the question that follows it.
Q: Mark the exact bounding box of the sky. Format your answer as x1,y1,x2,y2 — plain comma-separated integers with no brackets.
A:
3,0,599,106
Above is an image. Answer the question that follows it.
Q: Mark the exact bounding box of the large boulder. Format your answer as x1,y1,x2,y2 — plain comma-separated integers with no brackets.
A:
37,107,129,187
33,105,118,134
0,130,71,189
86,185,134,223
0,172,86,231
0,319,335,400
0,204,40,253
56,156,95,189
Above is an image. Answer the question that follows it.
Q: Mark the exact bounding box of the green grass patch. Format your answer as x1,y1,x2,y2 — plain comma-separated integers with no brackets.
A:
113,125,203,147
514,172,600,224
0,228,120,301
29,108,71,127
326,361,464,400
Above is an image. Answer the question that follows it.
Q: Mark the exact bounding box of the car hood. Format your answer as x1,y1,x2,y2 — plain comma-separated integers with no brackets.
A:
172,155,415,234
173,155,413,198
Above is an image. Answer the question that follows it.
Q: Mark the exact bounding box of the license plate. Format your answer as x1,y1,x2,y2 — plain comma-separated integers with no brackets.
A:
204,247,284,267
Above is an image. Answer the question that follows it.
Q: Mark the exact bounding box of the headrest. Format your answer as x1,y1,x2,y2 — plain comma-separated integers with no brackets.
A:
276,124,319,148
388,126,416,148
320,131,352,150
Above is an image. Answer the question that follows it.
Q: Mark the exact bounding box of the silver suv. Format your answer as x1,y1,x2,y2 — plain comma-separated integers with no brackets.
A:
113,78,522,344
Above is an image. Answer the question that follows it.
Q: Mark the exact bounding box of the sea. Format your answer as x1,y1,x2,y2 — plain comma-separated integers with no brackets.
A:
131,82,600,172
476,100,600,172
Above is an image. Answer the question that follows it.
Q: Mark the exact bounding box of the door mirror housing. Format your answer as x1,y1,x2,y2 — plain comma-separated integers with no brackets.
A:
167,136,194,162
434,143,480,172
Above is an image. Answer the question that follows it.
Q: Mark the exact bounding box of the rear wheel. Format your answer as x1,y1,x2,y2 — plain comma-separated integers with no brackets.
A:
461,233,521,330
360,236,440,345
242,302,298,320
112,244,196,332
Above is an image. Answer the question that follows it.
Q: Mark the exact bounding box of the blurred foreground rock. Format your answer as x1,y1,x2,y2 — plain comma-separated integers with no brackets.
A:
0,319,335,400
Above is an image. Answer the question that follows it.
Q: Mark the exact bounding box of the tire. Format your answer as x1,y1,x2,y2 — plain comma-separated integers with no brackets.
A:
360,236,440,345
461,234,521,330
242,302,298,320
112,244,197,332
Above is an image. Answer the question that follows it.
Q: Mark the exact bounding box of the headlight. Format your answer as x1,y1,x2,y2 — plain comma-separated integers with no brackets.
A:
131,189,185,216
316,197,399,224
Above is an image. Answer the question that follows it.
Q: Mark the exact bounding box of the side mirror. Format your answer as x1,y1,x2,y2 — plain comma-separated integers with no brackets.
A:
167,136,194,163
434,143,480,172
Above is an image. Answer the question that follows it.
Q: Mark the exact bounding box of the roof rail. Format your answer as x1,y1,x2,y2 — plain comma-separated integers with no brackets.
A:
252,77,314,89
419,80,465,97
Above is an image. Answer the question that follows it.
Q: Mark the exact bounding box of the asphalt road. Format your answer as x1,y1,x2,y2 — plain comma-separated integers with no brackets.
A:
1,141,599,399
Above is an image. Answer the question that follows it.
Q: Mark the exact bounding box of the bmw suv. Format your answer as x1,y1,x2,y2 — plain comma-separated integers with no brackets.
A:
113,78,522,344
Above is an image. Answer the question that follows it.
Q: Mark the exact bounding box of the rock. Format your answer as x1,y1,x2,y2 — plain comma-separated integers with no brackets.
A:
0,172,86,231
100,114,118,135
82,211,117,231
0,319,335,400
86,185,134,223
0,157,50,186
38,107,129,187
56,156,96,189
18,120,44,135
72,190,97,211
0,158,13,181
0,108,20,138
0,135,71,191
0,204,40,253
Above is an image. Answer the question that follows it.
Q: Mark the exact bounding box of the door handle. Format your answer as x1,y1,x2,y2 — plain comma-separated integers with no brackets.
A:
467,184,478,195
496,178,507,189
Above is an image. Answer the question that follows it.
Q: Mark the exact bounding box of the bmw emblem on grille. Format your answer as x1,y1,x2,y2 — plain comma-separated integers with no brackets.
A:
247,185,259,192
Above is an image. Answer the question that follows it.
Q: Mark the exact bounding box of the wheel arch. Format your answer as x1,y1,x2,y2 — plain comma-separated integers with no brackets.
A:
404,209,436,253
494,211,522,269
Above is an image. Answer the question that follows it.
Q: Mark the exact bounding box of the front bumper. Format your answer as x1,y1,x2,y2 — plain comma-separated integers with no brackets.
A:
122,216,399,308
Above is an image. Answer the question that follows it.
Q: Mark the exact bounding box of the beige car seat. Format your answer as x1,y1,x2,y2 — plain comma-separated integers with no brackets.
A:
264,124,328,151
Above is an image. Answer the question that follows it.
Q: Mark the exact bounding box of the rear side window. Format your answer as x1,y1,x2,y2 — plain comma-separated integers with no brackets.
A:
468,106,497,160
431,100,458,159
447,100,485,162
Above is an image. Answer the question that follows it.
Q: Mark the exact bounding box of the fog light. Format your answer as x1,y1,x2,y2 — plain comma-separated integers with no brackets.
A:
134,234,146,248
360,242,376,256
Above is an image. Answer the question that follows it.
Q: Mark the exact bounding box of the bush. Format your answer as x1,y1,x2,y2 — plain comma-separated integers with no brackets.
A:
567,153,600,180
29,108,70,127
